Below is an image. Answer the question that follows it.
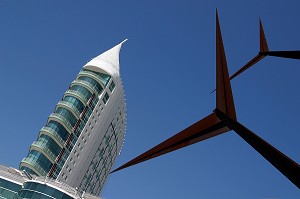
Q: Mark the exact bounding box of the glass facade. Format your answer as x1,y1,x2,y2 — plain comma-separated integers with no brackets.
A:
20,68,112,180
17,182,73,199
55,108,77,128
0,178,21,199
17,41,127,196
63,96,85,114
102,92,109,104
0,168,103,199
27,150,53,173
69,85,92,101
109,81,115,92
46,121,69,141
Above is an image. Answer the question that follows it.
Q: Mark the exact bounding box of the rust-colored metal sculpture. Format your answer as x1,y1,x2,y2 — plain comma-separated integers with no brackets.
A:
230,19,300,80
112,11,300,188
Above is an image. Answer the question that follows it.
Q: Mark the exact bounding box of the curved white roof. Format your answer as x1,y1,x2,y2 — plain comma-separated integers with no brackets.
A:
83,39,127,79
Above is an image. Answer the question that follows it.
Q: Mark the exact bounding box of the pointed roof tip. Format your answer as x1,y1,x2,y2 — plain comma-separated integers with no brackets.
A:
83,39,128,76
120,38,128,44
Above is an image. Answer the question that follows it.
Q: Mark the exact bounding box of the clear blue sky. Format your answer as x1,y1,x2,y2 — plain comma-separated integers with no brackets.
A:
0,1,299,198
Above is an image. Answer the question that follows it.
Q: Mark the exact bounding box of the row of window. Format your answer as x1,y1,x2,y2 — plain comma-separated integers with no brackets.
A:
81,69,111,86
60,106,99,182
45,73,109,178
79,121,119,195
18,182,73,199
37,135,61,157
22,70,116,182
0,178,21,199
79,102,125,195
60,81,115,183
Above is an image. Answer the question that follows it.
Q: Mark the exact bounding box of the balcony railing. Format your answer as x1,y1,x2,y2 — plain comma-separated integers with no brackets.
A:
78,70,106,88
64,90,89,105
72,79,99,94
48,113,73,133
57,101,81,118
39,127,65,147
20,157,47,176
30,141,57,163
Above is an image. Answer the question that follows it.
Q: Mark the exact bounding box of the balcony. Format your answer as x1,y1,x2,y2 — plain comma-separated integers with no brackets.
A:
39,127,65,147
56,101,81,119
30,141,57,163
71,79,99,95
78,70,106,88
20,157,47,176
48,113,73,133
64,90,89,105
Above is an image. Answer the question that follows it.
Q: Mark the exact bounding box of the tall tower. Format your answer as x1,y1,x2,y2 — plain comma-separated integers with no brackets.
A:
19,40,127,195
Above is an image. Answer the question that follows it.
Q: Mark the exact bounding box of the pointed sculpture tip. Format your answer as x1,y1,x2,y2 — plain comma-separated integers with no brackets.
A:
216,10,220,29
259,18,269,52
259,18,263,30
215,11,237,120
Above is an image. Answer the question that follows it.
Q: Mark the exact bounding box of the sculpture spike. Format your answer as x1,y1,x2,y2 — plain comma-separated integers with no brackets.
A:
259,19,269,52
111,11,236,173
216,10,236,120
231,18,300,80
112,12,300,190
111,113,229,173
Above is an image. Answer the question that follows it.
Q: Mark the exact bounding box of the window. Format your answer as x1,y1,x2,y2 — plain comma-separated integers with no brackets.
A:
102,92,109,104
55,107,78,127
78,76,103,94
63,96,85,113
46,120,69,141
69,85,92,100
109,81,115,92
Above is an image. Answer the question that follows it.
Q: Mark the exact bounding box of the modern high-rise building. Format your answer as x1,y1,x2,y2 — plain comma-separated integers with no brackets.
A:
18,40,127,196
